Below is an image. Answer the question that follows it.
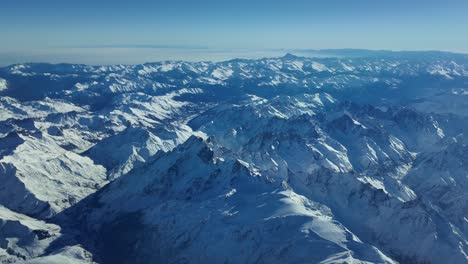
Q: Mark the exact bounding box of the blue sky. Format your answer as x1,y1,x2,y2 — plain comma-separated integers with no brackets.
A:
1,0,468,65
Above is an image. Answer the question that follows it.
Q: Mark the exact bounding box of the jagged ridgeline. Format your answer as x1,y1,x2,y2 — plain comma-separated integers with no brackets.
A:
0,51,467,264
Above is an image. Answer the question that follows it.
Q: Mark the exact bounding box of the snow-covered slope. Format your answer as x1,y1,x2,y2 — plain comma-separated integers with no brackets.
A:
0,133,107,218
84,124,200,178
76,137,396,264
0,205,61,263
0,51,467,263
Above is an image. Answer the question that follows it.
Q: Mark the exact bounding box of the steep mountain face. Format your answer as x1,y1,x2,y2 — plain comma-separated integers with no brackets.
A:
76,137,395,264
84,124,198,179
0,205,61,263
0,51,467,263
404,136,468,233
0,133,107,218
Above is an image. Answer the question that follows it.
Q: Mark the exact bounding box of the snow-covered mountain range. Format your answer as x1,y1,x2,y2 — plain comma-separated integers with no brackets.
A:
0,51,467,263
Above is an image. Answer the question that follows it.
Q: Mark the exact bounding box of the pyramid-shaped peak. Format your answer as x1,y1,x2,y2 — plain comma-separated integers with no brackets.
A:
282,53,299,60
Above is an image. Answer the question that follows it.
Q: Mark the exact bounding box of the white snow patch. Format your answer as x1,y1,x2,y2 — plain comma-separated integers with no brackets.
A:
311,61,329,72
211,67,234,80
0,78,7,91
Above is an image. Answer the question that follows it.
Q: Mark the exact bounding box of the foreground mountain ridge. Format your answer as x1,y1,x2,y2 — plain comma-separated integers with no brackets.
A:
0,51,467,263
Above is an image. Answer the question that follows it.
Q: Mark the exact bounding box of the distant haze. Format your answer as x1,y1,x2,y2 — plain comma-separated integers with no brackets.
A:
1,0,467,65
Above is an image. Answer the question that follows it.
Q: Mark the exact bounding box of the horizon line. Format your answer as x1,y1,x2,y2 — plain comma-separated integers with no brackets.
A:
1,48,467,68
